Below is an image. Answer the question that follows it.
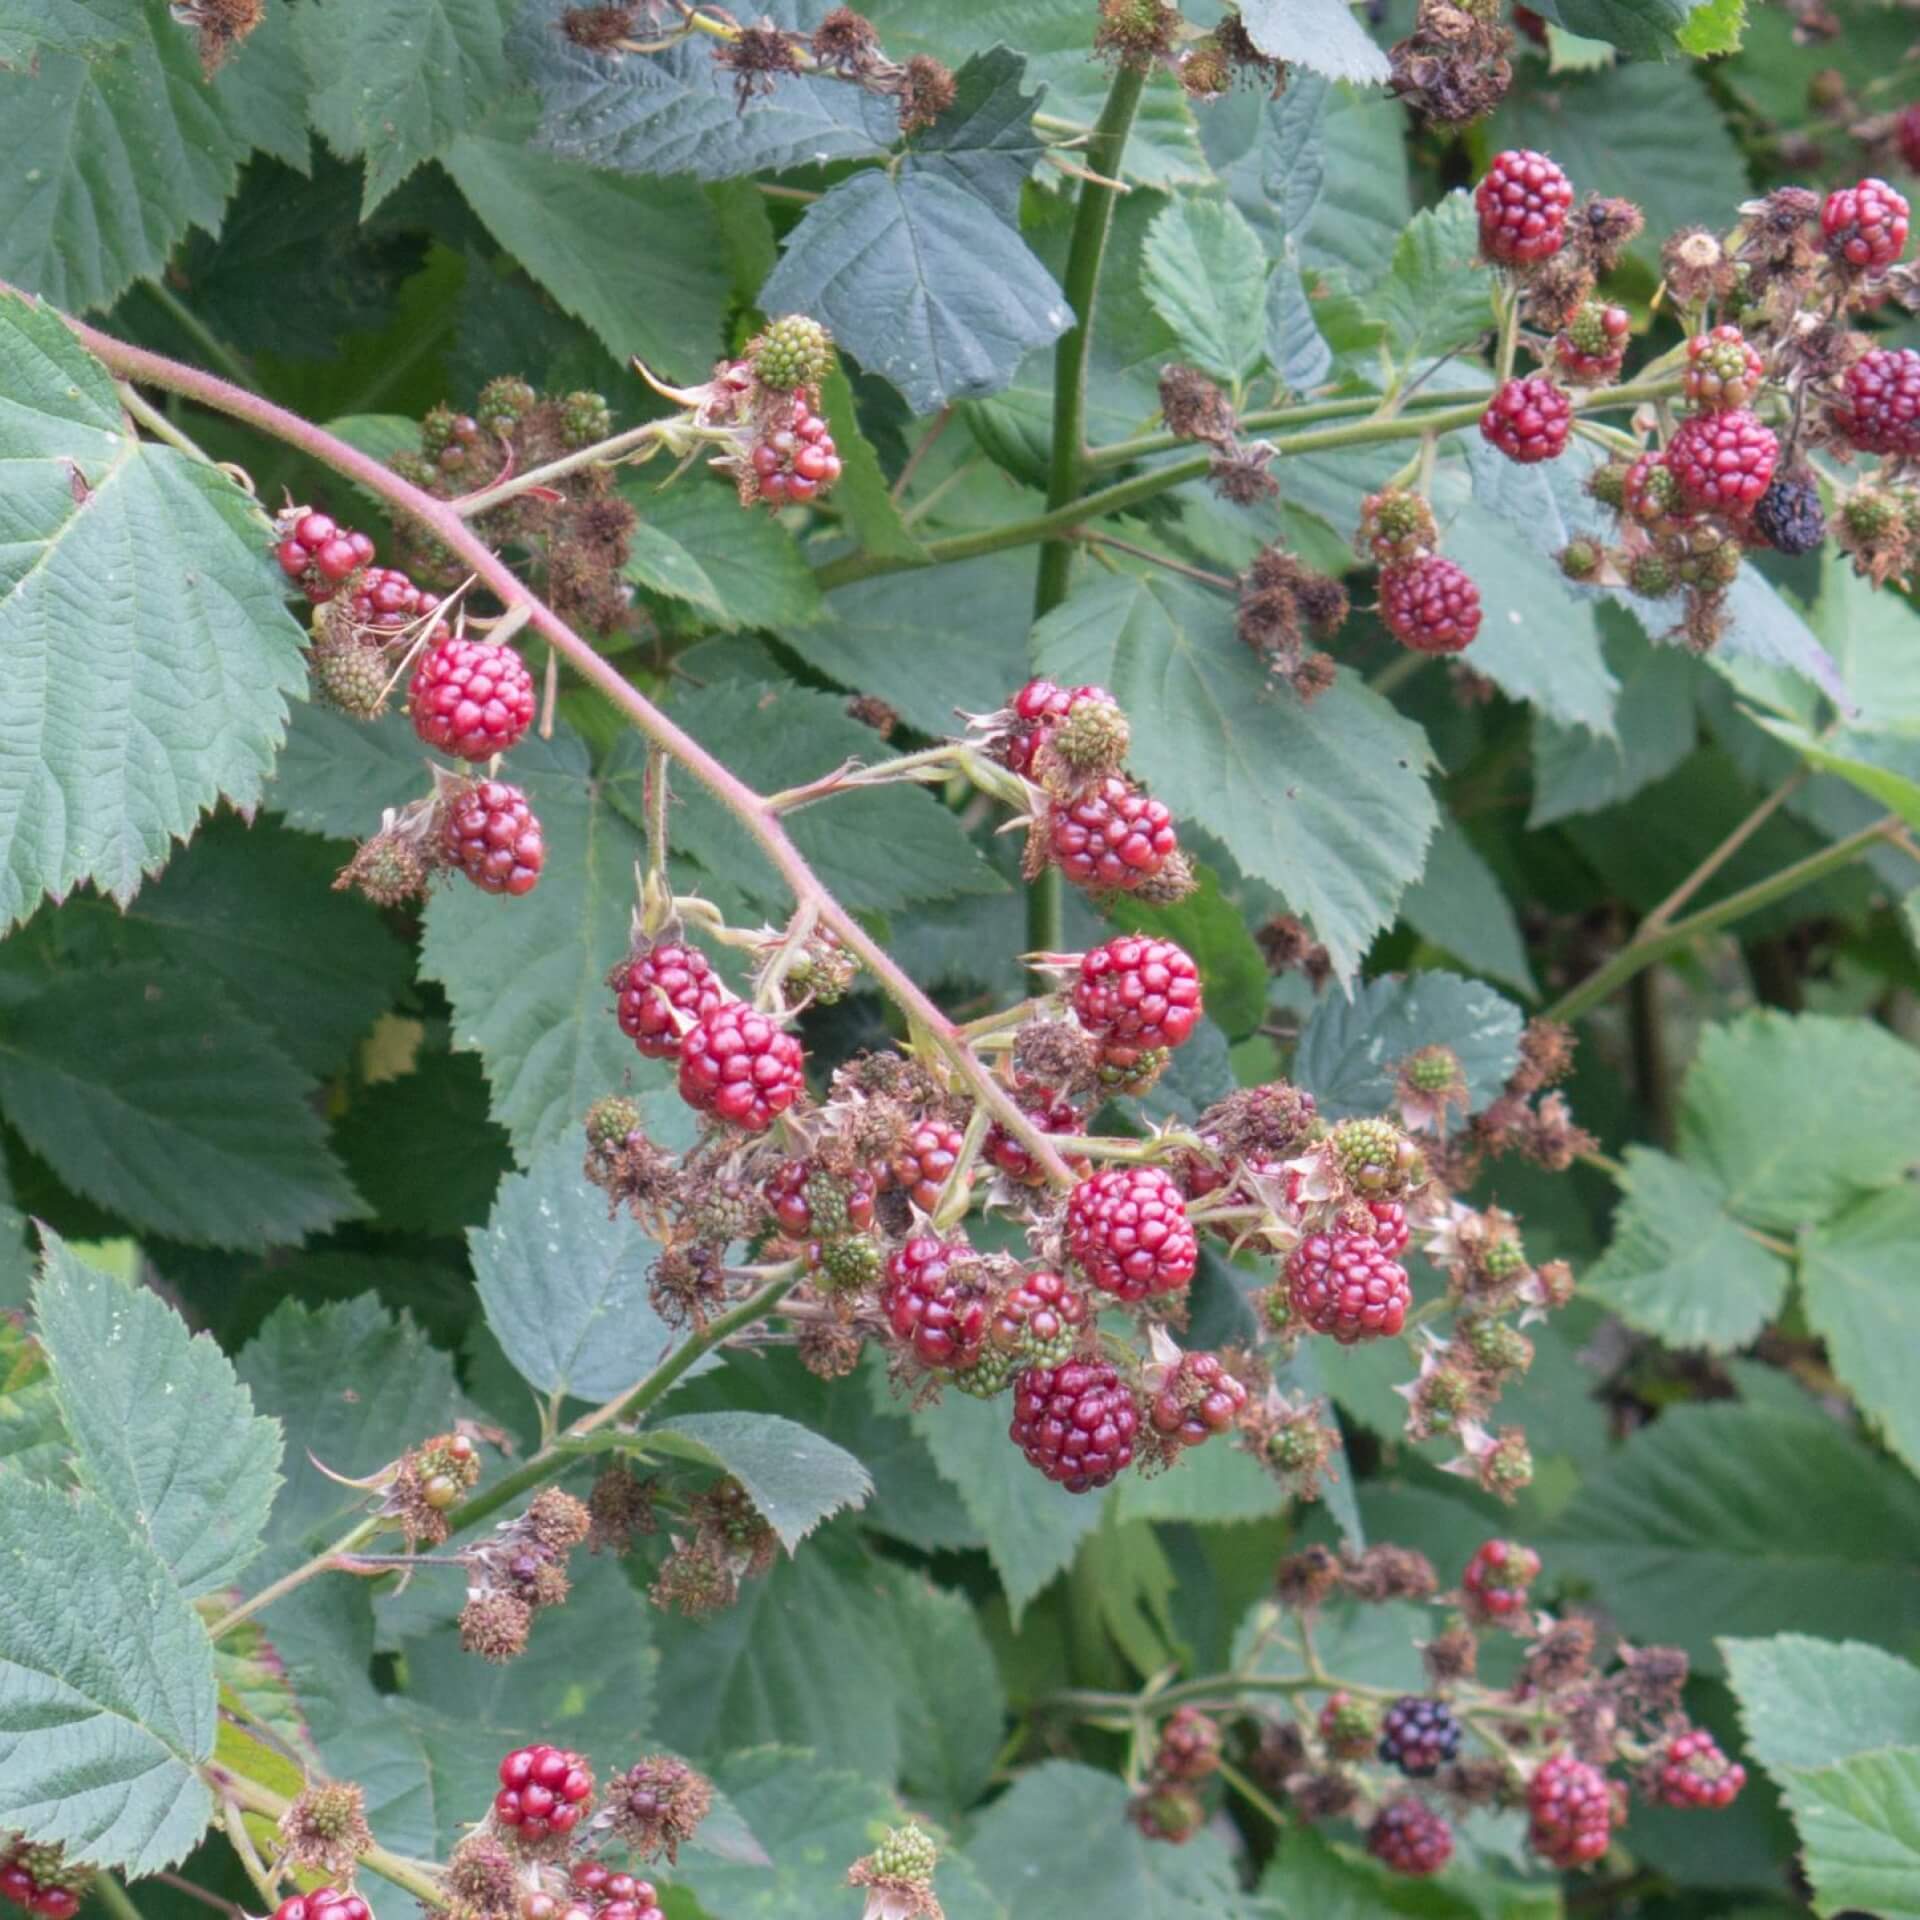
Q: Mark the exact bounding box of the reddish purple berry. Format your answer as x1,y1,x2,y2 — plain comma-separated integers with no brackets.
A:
1010,1358,1140,1491
1065,1165,1198,1300
1654,1729,1746,1810
613,942,728,1059
883,1235,987,1371
1822,176,1910,269
1479,376,1572,464
1832,346,1920,457
1666,409,1778,515
1380,555,1481,654
1528,1751,1615,1866
409,636,537,761
1287,1229,1411,1343
1367,1797,1455,1877
1072,936,1203,1052
443,779,544,896
1475,149,1574,263
1048,777,1179,891
676,1003,806,1132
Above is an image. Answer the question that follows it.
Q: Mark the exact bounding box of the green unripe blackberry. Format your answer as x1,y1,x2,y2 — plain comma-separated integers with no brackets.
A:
1558,538,1603,581
753,315,835,391
1404,1044,1464,1094
310,633,391,720
870,1824,938,1883
1628,550,1677,597
1843,488,1903,541
1466,1318,1534,1375
561,390,612,448
1587,459,1630,510
478,375,538,437
818,1234,883,1294
585,1094,645,1149
1331,1117,1421,1195
1050,693,1131,779
951,1346,1018,1397
1482,1236,1528,1281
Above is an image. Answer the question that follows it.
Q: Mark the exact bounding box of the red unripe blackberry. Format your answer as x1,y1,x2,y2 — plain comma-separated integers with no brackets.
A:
496,1744,594,1842
1148,1350,1248,1448
1475,149,1574,263
986,1091,1085,1186
1001,678,1086,775
348,566,429,633
1666,409,1778,514
885,1117,966,1213
1048,777,1179,890
29,1896,79,1920
1620,450,1681,525
1654,1729,1746,1810
1462,1538,1542,1622
1378,1696,1462,1777
1367,1797,1454,1877
883,1235,987,1370
1683,325,1765,412
443,780,544,896
989,1267,1089,1365
1380,555,1481,654
1479,376,1573,464
676,1003,806,1131
1010,1357,1140,1491
270,1893,372,1920
1832,346,1920,456
275,512,375,603
765,1159,876,1239
1528,1751,1615,1866
1822,176,1910,270
1287,1229,1411,1343
751,402,842,506
1065,1165,1198,1299
410,636,537,761
1366,1199,1410,1256
1072,936,1202,1052
1553,302,1630,383
613,942,728,1059
1154,1705,1224,1782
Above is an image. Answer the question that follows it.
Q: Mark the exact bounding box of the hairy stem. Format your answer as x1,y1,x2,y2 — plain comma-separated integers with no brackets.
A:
1027,61,1144,966
1547,814,1903,1023
211,1774,444,1907
445,1268,803,1535
22,293,1078,1191
210,1517,383,1641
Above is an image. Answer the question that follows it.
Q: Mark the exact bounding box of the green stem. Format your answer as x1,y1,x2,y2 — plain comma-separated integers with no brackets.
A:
1034,59,1146,618
1216,1759,1290,1831
1547,815,1900,1024
444,1270,802,1535
92,1878,146,1920
1027,60,1145,964
118,382,218,466
210,1516,383,1641
212,1774,443,1908
453,420,673,518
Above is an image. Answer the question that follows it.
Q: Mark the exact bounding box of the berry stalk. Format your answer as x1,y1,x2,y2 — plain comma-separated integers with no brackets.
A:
19,291,1080,1192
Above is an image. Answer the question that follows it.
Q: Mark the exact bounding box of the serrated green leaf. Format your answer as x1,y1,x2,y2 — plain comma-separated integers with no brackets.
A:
646,1527,908,1774
1293,969,1522,1118
1582,1147,1791,1352
799,553,1033,733
1550,1405,1920,1669
1259,1820,1555,1920
885,1568,1006,1818
1806,551,1920,730
1112,1437,1288,1527
0,0,275,309
1800,1187,1920,1478
631,475,826,630
1367,194,1492,369
1265,250,1334,392
1758,717,1920,829
1238,0,1393,84
299,0,514,212
35,1233,281,1596
1142,197,1270,385
965,1761,1250,1918
812,368,927,564
1783,1747,1920,1919
471,1125,678,1404
1677,0,1746,55
1300,85,1409,280
678,1746,1001,1920
0,0,138,65
44,812,413,1079
235,1295,461,1551
0,1479,215,1874
1525,0,1701,54
760,171,1070,414
334,1050,514,1238
1530,616,1699,826
909,45,1047,223
0,967,363,1249
445,104,730,381
1399,819,1537,997
912,1388,1103,1624
629,683,1004,915
583,1410,871,1550
1033,572,1436,978
0,297,306,928
516,0,899,182
1237,1596,1431,1693
1678,1012,1920,1233
266,706,432,841
1202,72,1329,250
1722,1635,1920,1774
421,728,673,1158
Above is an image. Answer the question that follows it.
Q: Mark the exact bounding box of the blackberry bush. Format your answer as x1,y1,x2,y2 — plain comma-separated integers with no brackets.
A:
2,10,1912,1918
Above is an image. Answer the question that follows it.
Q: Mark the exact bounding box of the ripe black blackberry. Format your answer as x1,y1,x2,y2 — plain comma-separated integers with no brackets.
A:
1751,475,1827,556
1378,1696,1462,1777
